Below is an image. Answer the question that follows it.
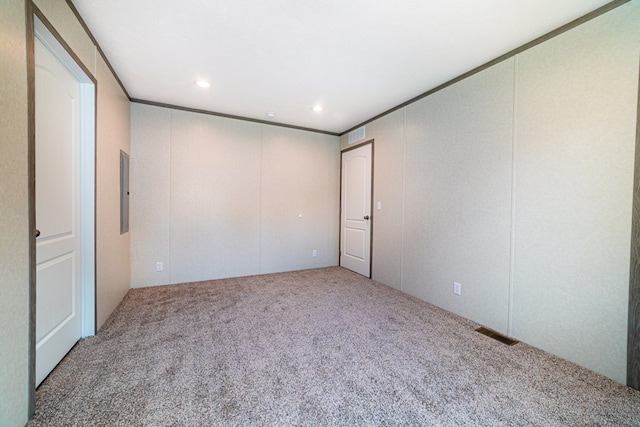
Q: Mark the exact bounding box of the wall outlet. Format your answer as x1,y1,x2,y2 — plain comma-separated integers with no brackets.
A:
453,282,462,296
156,262,164,272
312,250,317,257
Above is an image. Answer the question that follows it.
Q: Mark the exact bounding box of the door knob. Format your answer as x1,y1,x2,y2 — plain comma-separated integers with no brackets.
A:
363,215,370,220
35,229,41,238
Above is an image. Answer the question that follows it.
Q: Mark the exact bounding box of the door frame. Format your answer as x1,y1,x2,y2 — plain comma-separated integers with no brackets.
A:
27,3,97,414
339,140,374,278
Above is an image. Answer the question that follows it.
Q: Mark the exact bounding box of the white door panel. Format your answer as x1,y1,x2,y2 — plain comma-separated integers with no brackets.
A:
36,254,76,343
36,236,76,264
340,143,372,277
344,228,366,259
345,156,366,220
35,36,82,386
35,65,75,238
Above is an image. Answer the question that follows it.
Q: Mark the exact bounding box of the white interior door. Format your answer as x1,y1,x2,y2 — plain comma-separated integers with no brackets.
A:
35,36,83,386
340,143,372,277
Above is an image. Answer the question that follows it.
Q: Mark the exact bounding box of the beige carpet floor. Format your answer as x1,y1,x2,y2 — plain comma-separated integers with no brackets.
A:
29,267,640,426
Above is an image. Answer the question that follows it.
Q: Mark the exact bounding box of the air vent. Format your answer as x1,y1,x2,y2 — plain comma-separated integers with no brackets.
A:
348,126,366,144
475,327,519,346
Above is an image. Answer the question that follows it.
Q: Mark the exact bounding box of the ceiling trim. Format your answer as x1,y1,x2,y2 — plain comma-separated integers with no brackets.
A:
66,0,628,137
340,0,630,136
130,98,341,137
65,0,130,99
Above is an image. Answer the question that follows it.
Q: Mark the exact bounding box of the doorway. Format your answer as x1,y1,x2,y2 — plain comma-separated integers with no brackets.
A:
340,142,373,277
32,14,96,387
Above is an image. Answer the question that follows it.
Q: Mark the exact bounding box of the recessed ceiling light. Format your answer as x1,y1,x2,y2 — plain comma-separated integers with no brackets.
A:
195,79,211,89
266,111,276,118
312,105,324,112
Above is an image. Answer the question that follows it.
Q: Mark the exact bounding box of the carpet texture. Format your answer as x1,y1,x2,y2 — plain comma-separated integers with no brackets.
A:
29,267,640,426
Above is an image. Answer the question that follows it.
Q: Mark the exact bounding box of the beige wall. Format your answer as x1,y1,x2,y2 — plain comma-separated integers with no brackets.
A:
342,1,640,383
130,104,340,287
0,0,30,424
0,1,131,425
511,3,639,385
403,59,515,332
368,110,405,290
95,55,131,327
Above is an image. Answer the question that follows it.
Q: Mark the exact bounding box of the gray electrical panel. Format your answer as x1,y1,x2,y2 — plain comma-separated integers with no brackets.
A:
120,150,129,234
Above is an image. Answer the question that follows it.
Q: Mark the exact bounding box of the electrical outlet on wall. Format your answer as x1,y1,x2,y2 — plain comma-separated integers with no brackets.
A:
312,250,317,257
156,262,164,272
453,281,462,296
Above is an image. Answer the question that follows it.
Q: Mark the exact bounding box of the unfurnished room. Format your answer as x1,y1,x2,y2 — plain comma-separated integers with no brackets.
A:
2,0,640,425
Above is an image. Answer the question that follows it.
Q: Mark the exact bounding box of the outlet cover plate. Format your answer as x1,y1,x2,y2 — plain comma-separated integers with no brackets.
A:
453,282,461,296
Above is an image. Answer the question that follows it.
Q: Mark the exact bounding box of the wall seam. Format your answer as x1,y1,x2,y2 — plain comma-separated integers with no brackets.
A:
507,56,519,337
168,109,173,284
259,125,263,274
400,108,407,292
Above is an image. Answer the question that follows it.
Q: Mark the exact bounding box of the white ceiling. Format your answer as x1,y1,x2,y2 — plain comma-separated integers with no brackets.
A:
71,0,615,134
